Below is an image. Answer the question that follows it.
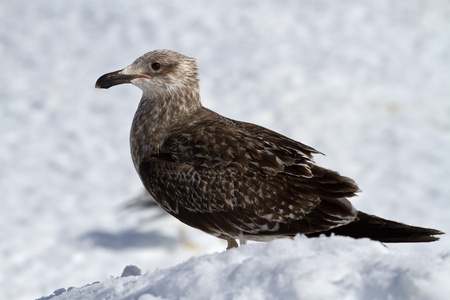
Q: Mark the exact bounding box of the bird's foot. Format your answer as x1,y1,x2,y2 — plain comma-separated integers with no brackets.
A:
226,239,239,249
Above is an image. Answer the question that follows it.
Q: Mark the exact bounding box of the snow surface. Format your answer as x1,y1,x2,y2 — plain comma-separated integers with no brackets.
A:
39,236,450,300
1,1,450,299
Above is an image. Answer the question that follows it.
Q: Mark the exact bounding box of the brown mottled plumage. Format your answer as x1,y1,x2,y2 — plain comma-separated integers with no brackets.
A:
96,49,443,249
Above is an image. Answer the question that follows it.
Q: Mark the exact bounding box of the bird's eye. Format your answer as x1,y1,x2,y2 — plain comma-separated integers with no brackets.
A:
151,62,161,70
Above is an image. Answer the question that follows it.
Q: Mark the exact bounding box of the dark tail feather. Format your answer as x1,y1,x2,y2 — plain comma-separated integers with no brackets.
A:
307,211,444,243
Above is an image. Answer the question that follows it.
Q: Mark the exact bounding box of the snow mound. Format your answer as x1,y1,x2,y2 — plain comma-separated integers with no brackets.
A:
46,236,450,300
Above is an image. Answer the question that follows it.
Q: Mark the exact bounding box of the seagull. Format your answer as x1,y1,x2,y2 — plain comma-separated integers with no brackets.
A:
96,49,443,249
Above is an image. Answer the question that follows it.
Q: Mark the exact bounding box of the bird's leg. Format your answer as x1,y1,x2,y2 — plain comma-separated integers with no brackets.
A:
239,239,247,246
226,239,239,249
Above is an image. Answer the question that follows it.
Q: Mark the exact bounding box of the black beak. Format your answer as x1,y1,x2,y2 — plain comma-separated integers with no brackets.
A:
95,70,138,89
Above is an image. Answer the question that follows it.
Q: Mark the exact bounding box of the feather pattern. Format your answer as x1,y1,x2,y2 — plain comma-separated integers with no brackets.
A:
138,107,360,241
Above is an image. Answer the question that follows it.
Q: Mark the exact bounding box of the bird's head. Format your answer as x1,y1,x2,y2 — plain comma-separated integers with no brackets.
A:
95,49,200,101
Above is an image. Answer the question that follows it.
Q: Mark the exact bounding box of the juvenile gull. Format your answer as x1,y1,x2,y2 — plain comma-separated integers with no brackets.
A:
96,49,443,249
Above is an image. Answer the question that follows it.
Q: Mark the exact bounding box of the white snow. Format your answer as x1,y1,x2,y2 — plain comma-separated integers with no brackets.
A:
37,236,450,300
1,1,449,299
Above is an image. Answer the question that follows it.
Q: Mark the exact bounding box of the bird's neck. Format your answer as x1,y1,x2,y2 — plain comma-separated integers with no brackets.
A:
130,90,201,170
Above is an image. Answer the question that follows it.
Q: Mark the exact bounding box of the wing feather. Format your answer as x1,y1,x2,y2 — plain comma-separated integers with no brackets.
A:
139,109,359,239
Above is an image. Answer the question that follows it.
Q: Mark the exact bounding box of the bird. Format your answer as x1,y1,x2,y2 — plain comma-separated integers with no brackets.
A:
95,49,443,249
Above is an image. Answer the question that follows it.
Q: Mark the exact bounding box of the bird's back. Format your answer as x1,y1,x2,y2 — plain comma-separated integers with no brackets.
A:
138,107,360,242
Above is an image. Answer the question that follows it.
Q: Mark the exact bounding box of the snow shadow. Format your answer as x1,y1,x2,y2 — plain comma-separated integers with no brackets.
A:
80,229,178,250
